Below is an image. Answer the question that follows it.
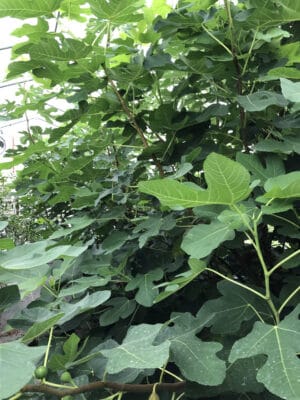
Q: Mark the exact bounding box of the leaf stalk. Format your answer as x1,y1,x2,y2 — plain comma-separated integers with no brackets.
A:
278,286,300,316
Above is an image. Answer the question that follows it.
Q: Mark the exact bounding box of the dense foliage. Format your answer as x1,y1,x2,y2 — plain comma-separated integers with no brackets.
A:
0,1,299,399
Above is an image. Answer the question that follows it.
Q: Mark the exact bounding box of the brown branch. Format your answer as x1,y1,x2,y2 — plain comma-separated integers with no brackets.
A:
24,111,35,144
151,153,165,177
112,145,120,168
23,86,35,145
232,55,247,149
103,65,148,148
21,380,186,398
224,0,248,151
102,64,164,176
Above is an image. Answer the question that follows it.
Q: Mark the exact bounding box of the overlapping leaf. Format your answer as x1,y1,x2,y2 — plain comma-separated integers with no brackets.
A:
165,312,226,385
229,306,300,400
255,136,300,154
281,78,300,103
101,324,170,373
187,355,266,397
0,141,51,170
237,91,287,112
126,268,164,307
268,67,300,80
238,0,300,28
87,340,141,383
0,342,46,399
0,240,87,270
181,221,235,259
12,19,49,40
0,0,61,18
0,265,49,297
197,280,271,334
154,259,206,303
48,333,81,370
50,216,95,239
88,0,144,24
264,172,300,199
58,276,109,297
30,38,91,61
237,153,285,184
99,297,136,326
58,291,111,325
102,231,128,254
0,285,20,312
21,313,64,344
0,1,299,399
133,215,163,248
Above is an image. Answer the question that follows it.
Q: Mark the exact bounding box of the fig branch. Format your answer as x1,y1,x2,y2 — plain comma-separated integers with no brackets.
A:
18,380,186,398
224,0,248,150
102,64,164,176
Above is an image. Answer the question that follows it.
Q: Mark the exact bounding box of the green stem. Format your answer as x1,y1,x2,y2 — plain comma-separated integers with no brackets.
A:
247,303,265,323
158,368,183,382
161,132,176,161
159,365,166,383
201,23,233,56
43,381,74,389
254,198,274,225
105,392,123,400
231,204,255,236
229,205,278,322
112,144,144,149
205,267,266,300
253,225,268,275
42,284,58,298
43,327,54,367
224,0,233,27
253,224,279,323
278,286,300,316
152,71,163,105
70,379,87,400
242,28,258,76
105,21,111,54
269,214,300,229
8,393,22,400
151,383,159,398
268,249,300,276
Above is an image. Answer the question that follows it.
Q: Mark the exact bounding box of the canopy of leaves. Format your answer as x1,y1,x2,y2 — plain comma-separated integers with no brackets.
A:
0,1,299,400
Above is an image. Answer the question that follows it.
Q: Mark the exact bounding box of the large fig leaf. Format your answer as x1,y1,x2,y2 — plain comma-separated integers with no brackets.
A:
0,0,61,18
0,240,87,270
229,305,300,400
197,280,271,334
264,172,300,199
125,268,164,307
236,153,285,184
99,297,136,326
139,153,251,209
0,342,46,399
88,0,144,24
58,291,111,325
237,91,287,112
181,220,235,259
101,324,170,373
165,312,226,386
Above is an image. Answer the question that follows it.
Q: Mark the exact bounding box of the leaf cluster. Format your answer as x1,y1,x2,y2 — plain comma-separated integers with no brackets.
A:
0,1,299,400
